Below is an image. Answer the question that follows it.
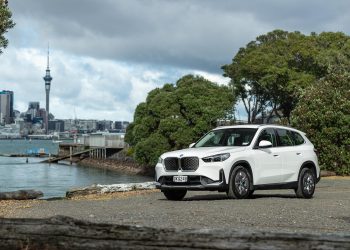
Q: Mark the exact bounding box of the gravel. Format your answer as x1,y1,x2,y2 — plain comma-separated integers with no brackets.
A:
7,178,350,234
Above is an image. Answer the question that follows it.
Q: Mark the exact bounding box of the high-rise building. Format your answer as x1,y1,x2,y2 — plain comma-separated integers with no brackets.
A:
43,46,53,133
26,101,40,121
114,121,129,133
28,102,40,110
0,90,14,124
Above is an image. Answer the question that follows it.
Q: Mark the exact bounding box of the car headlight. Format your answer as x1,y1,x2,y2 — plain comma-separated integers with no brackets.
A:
202,153,230,162
158,157,164,164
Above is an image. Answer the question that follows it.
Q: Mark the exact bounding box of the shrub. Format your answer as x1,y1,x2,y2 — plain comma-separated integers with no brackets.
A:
291,69,350,175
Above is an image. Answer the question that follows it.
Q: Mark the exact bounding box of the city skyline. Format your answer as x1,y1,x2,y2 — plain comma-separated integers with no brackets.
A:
1,1,350,121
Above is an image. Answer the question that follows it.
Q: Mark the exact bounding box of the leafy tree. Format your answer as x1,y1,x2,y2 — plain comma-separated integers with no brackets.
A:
126,75,234,166
291,68,350,175
0,0,15,54
222,30,350,124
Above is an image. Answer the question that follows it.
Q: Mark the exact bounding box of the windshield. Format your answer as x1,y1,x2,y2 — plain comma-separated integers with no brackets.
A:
194,128,258,148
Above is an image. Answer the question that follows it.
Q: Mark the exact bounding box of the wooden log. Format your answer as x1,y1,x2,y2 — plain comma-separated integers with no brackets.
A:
0,190,43,200
0,216,349,249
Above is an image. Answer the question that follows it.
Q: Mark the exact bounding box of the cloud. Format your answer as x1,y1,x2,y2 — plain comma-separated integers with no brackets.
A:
8,0,350,73
1,47,226,121
7,0,273,73
2,0,350,121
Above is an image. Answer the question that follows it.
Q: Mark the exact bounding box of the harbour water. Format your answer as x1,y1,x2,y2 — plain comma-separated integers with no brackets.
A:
0,140,152,198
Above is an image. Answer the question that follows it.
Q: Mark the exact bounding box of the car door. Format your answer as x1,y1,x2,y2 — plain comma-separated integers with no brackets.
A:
253,128,283,185
275,129,304,183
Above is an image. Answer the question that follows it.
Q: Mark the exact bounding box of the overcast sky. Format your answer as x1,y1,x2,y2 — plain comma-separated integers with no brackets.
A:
1,0,349,121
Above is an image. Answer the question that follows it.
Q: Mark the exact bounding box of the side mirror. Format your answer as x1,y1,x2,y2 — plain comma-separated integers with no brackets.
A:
258,140,272,148
189,143,195,148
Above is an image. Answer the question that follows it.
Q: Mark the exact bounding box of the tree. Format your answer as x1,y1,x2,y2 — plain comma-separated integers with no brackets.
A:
125,75,234,166
291,68,350,175
0,0,15,54
222,30,350,124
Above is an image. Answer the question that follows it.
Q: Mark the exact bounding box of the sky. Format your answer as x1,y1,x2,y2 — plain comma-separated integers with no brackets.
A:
1,0,350,121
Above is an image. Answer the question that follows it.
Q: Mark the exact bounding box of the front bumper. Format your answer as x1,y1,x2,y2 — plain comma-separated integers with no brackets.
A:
156,170,227,191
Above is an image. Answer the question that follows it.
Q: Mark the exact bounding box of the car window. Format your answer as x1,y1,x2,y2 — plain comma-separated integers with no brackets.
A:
195,128,257,147
256,128,277,147
276,129,294,146
291,131,305,145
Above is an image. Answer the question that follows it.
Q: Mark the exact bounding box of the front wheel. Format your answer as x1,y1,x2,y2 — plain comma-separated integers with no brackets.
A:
227,166,252,199
295,168,315,199
163,190,187,200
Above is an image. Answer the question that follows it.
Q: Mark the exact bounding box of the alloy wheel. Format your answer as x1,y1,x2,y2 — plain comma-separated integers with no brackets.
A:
235,170,249,196
303,172,315,194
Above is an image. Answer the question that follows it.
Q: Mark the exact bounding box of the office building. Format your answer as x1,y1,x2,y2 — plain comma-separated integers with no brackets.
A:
0,90,14,124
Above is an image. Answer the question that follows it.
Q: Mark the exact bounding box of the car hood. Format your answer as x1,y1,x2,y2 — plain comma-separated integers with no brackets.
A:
161,146,247,159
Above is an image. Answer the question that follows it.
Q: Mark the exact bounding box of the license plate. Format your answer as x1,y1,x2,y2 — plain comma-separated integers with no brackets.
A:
173,176,188,183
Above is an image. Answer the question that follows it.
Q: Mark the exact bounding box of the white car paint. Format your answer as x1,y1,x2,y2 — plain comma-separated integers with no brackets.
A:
155,124,320,189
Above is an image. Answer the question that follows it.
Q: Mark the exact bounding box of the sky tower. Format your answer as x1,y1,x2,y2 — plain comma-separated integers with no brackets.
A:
43,45,52,133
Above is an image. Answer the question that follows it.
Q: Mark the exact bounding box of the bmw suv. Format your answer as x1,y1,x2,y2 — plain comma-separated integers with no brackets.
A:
155,125,320,200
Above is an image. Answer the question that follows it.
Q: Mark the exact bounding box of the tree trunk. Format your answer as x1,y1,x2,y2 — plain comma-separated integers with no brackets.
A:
0,216,348,250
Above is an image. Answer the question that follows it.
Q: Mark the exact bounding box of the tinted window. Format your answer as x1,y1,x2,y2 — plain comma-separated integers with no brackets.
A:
195,128,257,147
256,128,277,147
291,131,305,145
276,129,294,146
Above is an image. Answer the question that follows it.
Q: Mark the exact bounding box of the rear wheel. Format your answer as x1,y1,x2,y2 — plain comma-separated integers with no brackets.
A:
227,166,252,199
163,190,187,200
295,168,315,199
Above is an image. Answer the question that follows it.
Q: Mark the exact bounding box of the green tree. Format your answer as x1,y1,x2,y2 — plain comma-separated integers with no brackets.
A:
126,75,234,166
291,68,350,175
222,30,350,123
0,0,15,54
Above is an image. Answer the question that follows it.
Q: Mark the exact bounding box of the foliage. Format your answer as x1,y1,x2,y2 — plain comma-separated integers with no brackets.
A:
222,30,350,123
125,75,234,166
291,69,350,175
0,1,15,54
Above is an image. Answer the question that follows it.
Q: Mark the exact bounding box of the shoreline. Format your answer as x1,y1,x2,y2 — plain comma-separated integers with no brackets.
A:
77,157,155,177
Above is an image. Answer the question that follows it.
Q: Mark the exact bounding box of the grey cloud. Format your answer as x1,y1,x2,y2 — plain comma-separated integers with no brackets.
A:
7,0,350,73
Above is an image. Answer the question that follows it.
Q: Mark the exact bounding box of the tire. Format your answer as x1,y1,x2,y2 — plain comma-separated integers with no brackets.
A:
295,168,315,199
163,190,187,200
227,166,252,199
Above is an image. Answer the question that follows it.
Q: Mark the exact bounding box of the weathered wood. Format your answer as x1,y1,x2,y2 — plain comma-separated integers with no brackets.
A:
43,148,93,163
0,216,349,249
0,189,43,200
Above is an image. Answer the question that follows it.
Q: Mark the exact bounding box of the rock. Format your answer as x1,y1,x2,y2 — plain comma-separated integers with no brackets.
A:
0,190,43,200
98,182,156,193
66,184,101,198
66,182,156,198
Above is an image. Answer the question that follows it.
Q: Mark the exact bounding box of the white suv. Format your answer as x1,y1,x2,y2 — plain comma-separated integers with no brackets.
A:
155,125,320,200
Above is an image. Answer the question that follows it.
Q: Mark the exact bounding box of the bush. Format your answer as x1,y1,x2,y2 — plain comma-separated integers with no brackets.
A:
126,75,234,166
291,69,350,175
134,133,171,167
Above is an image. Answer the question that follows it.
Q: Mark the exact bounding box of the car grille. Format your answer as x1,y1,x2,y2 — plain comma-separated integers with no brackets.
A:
181,157,199,171
164,157,199,171
164,157,179,171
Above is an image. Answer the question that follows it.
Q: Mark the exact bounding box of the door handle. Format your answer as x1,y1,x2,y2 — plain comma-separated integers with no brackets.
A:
296,152,301,155
273,154,279,157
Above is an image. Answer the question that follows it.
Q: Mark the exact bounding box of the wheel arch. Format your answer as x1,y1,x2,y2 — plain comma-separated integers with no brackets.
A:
298,161,317,180
229,160,254,188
